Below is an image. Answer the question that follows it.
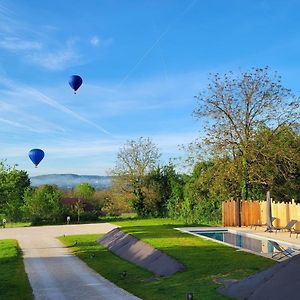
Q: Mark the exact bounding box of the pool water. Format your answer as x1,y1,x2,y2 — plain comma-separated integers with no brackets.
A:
190,230,291,257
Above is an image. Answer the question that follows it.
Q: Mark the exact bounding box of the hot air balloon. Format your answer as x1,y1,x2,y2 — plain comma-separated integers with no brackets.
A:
28,149,45,167
69,75,83,94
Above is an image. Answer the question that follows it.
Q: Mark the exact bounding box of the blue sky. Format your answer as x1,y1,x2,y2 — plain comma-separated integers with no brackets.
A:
1,0,300,176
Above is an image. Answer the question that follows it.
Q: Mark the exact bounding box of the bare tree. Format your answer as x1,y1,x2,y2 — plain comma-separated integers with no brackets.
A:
194,67,300,199
110,137,161,215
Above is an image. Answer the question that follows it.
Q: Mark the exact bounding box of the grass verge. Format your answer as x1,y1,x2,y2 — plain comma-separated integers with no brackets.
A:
0,239,33,299
3,222,31,228
59,218,276,300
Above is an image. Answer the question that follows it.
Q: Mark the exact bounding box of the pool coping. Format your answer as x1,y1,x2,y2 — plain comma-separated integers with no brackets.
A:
175,227,300,260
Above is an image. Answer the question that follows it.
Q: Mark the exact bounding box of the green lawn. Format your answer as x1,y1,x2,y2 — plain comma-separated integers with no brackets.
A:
2,222,31,228
59,218,276,300
0,239,33,299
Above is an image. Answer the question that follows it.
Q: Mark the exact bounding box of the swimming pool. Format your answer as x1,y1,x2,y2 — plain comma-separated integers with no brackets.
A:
176,227,299,259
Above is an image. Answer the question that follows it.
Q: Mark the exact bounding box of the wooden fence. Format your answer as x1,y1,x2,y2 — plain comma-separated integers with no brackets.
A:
222,199,300,230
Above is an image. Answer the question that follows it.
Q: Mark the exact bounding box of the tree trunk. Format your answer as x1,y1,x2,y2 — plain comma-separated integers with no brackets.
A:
241,156,249,200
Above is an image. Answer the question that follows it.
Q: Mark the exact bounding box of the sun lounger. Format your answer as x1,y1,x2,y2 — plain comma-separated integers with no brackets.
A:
269,240,295,260
290,229,300,238
272,219,298,234
250,217,276,230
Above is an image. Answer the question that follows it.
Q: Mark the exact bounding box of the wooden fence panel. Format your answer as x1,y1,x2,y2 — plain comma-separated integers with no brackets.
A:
260,201,266,225
241,201,248,226
250,201,260,225
222,200,239,226
223,199,300,228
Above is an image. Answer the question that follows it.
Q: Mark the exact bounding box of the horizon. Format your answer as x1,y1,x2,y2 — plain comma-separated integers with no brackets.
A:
1,1,300,176
30,173,111,177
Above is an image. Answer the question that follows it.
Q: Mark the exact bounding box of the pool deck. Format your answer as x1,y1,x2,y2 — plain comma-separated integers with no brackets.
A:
227,226,300,248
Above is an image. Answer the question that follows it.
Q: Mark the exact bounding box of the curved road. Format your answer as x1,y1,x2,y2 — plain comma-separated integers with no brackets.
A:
0,223,140,300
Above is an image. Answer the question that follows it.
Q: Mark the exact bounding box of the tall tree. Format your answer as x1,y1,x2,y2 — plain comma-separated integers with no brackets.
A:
249,125,300,200
23,185,62,224
144,164,184,217
194,67,300,199
0,161,30,220
110,137,160,216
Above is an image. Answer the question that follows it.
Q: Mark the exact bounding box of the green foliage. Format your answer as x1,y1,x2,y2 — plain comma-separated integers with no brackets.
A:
0,240,33,299
110,137,161,216
248,125,300,200
144,164,184,217
0,161,30,221
194,67,300,200
23,185,62,224
103,181,133,216
74,182,95,201
64,185,110,222
168,161,225,224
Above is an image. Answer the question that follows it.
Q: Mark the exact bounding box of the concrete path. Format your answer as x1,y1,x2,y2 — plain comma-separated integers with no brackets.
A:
0,224,141,300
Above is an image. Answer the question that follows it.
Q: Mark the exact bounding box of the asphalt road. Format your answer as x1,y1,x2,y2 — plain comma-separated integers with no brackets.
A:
0,223,141,300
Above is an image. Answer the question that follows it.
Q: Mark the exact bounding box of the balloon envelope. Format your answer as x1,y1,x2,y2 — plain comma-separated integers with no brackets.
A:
69,75,83,93
28,149,45,167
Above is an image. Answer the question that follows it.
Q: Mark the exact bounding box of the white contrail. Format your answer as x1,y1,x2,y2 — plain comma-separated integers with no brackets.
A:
26,88,112,135
0,76,112,136
0,116,42,132
118,0,198,88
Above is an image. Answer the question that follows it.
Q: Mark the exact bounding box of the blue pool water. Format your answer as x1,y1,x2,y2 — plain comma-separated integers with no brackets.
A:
190,230,292,257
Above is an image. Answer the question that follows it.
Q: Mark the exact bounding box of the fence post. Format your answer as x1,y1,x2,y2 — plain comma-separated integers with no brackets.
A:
222,201,225,226
236,199,241,227
266,191,273,232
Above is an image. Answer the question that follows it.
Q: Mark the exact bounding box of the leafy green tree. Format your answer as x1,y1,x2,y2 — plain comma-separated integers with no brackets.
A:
74,183,95,201
145,164,184,217
111,137,160,216
105,181,133,216
248,125,300,200
23,185,62,224
194,67,300,199
0,162,30,221
181,160,231,223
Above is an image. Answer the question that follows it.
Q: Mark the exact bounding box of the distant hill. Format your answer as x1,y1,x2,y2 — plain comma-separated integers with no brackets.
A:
30,174,112,190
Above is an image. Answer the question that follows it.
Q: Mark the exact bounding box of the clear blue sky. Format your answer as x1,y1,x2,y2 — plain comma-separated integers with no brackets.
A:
1,0,300,176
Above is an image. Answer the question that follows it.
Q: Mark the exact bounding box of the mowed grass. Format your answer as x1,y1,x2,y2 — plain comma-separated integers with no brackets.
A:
2,222,31,228
59,218,276,300
0,239,33,299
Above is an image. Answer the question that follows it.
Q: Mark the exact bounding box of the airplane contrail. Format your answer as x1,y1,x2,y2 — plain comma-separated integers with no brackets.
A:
0,76,112,136
118,0,198,88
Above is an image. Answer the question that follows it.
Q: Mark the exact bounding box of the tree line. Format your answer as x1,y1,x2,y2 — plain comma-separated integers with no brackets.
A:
1,67,299,224
0,165,111,224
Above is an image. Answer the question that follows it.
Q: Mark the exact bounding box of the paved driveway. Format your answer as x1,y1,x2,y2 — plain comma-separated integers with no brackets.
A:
0,223,140,300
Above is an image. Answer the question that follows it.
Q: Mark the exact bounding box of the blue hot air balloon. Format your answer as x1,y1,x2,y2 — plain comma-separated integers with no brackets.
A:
28,149,45,167
69,75,83,94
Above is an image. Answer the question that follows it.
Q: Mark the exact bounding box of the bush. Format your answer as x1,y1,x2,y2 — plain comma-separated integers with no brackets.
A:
23,185,63,224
